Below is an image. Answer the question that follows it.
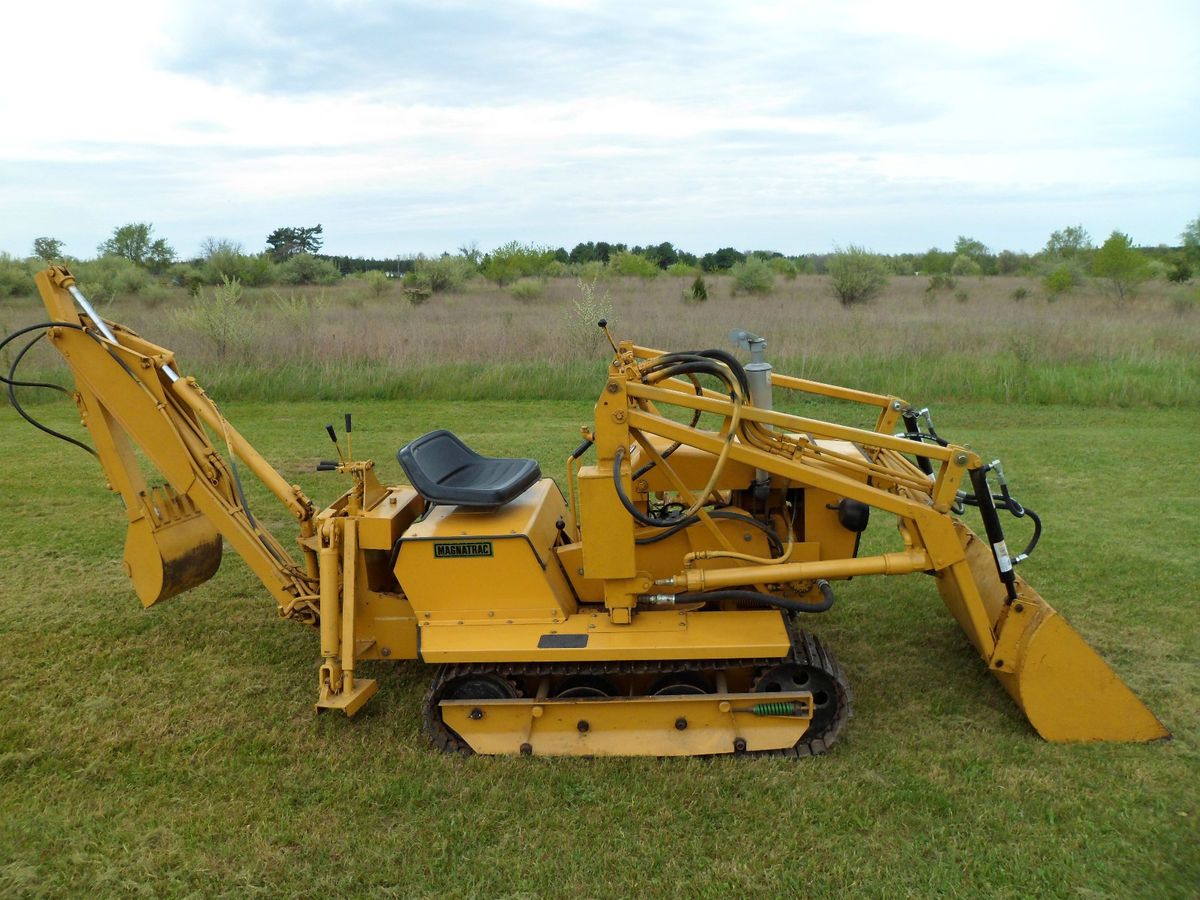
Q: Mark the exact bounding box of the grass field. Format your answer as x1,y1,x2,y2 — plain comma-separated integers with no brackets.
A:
0,395,1195,897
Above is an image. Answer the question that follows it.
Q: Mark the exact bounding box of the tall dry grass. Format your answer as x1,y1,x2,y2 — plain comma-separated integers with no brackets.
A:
3,274,1197,406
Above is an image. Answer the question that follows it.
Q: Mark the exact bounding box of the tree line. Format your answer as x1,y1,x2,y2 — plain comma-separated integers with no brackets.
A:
3,216,1197,305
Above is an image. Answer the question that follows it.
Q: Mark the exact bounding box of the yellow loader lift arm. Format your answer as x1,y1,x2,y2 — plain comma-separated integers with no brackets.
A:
5,268,1168,755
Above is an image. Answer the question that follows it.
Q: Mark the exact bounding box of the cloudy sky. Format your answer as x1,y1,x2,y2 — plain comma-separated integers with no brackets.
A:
2,0,1196,260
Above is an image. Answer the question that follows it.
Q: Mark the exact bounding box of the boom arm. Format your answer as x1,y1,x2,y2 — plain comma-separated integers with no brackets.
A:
33,267,320,619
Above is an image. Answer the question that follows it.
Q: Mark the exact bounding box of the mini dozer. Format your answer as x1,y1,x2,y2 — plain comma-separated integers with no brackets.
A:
2,266,1168,756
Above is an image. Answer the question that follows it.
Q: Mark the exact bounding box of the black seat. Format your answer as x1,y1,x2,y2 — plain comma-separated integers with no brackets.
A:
397,429,541,508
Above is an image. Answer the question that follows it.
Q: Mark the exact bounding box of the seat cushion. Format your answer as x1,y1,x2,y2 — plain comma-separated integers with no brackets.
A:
397,429,541,507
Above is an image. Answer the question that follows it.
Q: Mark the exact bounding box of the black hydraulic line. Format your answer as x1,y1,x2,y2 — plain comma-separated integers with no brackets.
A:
2,322,97,458
959,492,1042,562
645,348,751,397
644,360,735,393
673,580,836,614
969,467,1019,602
901,413,934,475
613,446,691,527
0,333,71,396
635,509,785,557
570,437,594,460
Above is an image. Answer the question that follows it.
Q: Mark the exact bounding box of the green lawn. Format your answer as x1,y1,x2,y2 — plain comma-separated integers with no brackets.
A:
0,399,1195,897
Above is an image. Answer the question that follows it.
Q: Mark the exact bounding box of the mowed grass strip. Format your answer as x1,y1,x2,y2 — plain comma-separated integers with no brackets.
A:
0,400,1196,897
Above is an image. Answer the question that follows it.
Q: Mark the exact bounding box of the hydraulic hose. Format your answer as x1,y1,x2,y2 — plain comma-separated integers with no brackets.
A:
631,371,702,481
672,580,836,614
2,321,97,457
635,508,785,557
959,492,1042,562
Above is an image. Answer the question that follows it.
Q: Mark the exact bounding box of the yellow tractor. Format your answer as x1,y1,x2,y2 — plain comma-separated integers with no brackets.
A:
1,266,1168,756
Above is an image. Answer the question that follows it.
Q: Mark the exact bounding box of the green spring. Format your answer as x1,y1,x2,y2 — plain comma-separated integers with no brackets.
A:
752,701,805,717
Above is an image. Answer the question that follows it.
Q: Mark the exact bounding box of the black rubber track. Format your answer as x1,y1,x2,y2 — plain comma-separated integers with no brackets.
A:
421,625,851,757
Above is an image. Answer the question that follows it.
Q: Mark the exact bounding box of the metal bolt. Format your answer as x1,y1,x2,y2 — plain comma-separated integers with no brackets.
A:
743,532,753,542
381,647,391,657
1013,603,1024,613
607,382,620,394
733,737,747,753
612,410,626,423
469,708,484,720
675,717,688,731
520,742,533,756
577,720,590,733
994,659,1005,668
955,453,968,466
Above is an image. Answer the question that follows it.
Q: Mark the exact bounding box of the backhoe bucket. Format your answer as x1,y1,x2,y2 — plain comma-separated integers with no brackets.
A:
123,486,222,607
938,522,1168,742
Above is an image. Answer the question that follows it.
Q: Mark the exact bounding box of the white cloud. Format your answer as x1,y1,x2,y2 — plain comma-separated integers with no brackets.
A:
0,0,1195,257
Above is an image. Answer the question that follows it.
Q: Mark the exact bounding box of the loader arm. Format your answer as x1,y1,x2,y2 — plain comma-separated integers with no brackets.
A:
581,340,1168,742
32,267,321,619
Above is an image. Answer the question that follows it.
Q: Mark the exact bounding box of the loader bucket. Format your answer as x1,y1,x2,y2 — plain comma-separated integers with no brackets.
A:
123,487,222,607
938,522,1169,742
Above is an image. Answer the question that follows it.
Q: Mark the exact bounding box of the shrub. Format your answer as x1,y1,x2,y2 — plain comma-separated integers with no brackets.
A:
71,255,150,301
171,263,206,295
363,270,391,297
954,288,970,303
1092,231,1150,304
827,245,890,306
0,253,36,298
666,261,699,277
272,290,329,330
730,257,775,295
277,253,341,285
409,254,474,293
768,257,799,279
404,285,432,306
481,242,556,285
543,260,571,278
174,277,256,361
1166,259,1192,284
565,276,614,356
926,273,957,294
577,260,609,282
950,254,983,277
1010,286,1030,302
608,251,659,279
509,278,544,301
1043,261,1082,299
688,274,708,303
140,282,170,308
204,249,277,287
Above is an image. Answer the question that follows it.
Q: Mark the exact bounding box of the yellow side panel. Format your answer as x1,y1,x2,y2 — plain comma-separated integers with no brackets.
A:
394,479,576,622
441,691,812,756
418,608,791,663
577,465,636,579
357,487,423,550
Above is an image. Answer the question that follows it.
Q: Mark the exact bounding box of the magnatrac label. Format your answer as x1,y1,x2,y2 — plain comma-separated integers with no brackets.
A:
432,540,494,559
